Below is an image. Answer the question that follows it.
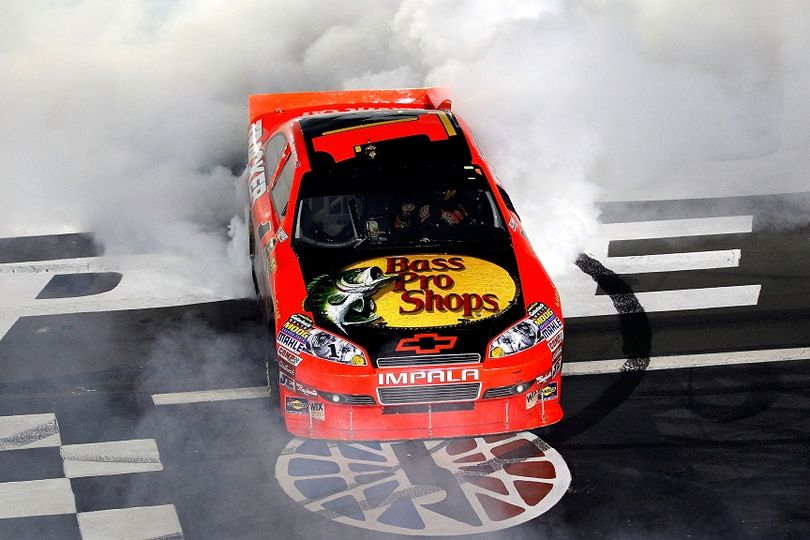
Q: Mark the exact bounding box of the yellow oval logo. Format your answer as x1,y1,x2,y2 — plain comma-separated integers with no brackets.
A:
340,254,517,328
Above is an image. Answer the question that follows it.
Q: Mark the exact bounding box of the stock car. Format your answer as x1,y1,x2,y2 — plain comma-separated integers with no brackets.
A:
246,88,564,440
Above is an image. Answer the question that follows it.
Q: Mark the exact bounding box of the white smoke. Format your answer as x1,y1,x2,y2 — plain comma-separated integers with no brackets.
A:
1,0,808,287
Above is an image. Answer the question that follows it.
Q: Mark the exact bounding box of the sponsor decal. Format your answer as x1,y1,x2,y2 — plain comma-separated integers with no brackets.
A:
528,382,559,408
536,356,562,385
279,372,295,391
276,227,288,242
377,368,479,386
268,256,277,273
526,389,539,410
541,382,558,401
276,432,571,535
528,302,564,341
278,360,295,377
301,106,401,116
395,333,457,355
295,381,318,397
547,329,563,352
285,396,308,415
508,216,517,231
278,314,368,366
264,236,278,257
277,346,303,366
308,401,325,421
277,314,313,353
551,356,562,379
257,221,272,241
247,120,267,204
539,317,562,341
304,254,517,332
490,302,563,358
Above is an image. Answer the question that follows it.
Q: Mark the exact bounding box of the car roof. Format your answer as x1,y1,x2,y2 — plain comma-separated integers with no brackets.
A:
297,110,472,172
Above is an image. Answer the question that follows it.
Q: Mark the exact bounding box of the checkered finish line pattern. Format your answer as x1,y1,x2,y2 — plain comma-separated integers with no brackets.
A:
0,413,183,540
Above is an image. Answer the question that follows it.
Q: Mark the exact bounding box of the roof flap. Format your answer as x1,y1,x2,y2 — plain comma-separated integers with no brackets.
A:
248,88,451,134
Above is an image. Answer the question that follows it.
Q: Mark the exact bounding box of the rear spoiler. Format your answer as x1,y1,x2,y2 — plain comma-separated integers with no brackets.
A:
248,87,451,135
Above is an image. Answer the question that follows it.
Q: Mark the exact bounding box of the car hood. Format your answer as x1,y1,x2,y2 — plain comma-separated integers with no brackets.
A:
294,244,525,365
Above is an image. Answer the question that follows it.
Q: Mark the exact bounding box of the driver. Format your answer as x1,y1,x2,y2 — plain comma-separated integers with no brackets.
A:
394,190,468,229
393,200,419,230
432,189,468,225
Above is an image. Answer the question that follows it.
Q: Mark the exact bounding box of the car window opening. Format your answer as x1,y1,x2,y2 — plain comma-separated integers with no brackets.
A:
293,168,506,249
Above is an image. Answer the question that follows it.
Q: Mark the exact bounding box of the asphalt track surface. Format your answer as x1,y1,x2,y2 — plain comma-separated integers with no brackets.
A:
0,193,808,539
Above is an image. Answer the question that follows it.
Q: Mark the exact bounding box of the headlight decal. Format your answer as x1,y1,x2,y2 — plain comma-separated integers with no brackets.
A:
489,302,563,358
277,313,368,366
305,328,367,366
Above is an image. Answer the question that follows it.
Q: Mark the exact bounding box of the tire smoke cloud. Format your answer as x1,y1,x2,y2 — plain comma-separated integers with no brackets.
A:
1,0,807,288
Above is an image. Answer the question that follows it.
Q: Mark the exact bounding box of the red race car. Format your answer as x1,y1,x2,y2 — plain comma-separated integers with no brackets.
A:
246,88,563,440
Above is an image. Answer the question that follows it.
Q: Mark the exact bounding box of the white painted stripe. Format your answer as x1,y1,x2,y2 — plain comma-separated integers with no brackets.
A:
61,439,162,479
152,386,272,406
0,227,84,239
0,259,119,274
78,504,183,540
597,215,753,241
0,478,76,518
563,284,761,318
555,215,758,318
0,413,61,451
564,347,810,376
604,249,741,274
0,253,241,341
635,285,760,312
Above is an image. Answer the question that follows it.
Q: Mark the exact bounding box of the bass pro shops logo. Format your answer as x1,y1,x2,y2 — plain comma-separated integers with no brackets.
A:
305,254,517,332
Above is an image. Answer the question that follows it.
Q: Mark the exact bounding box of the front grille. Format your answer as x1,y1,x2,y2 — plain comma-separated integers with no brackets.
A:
377,383,481,405
344,395,376,405
377,353,481,368
482,386,513,399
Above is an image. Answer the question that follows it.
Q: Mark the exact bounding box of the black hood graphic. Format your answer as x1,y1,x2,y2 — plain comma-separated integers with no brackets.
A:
295,245,525,365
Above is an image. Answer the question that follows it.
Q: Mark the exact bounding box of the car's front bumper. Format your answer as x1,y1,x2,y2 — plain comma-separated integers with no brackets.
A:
278,353,563,440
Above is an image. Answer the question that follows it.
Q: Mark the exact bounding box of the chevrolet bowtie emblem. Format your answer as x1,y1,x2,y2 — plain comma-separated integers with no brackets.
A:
396,333,457,355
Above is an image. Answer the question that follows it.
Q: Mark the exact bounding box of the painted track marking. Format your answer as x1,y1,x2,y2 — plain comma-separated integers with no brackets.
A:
565,284,761,318
597,215,753,242
0,413,61,451
276,433,570,536
0,413,183,538
564,347,810,375
152,386,272,405
557,215,759,317
604,249,741,274
77,505,183,540
0,253,235,341
61,439,162,478
0,478,76,519
148,346,809,407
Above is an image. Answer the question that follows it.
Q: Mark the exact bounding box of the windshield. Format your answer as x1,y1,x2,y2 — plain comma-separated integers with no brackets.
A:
294,186,506,248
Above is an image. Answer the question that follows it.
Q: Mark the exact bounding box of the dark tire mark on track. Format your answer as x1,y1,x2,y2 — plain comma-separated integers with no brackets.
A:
547,254,652,444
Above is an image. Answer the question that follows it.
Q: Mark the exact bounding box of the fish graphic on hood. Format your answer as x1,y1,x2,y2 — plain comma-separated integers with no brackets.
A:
304,266,395,332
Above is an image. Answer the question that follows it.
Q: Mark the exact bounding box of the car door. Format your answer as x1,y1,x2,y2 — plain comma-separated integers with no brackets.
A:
251,132,291,308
